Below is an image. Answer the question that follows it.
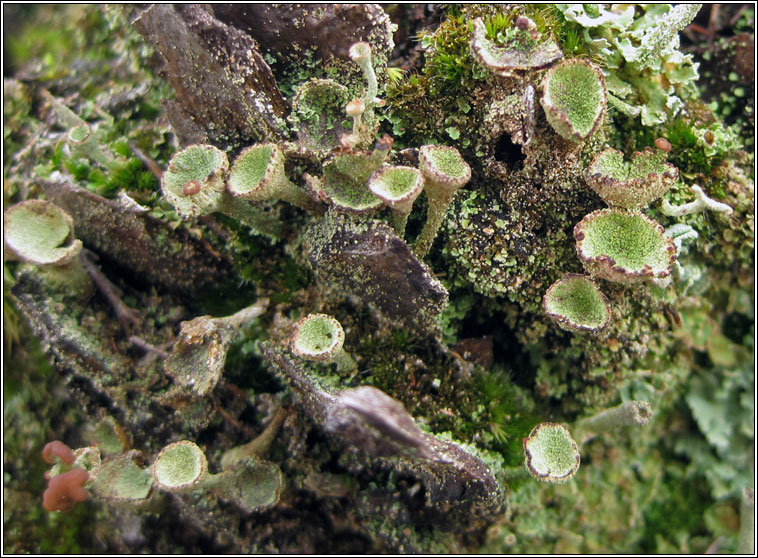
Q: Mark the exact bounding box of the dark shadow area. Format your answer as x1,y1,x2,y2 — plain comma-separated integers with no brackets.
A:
493,132,525,172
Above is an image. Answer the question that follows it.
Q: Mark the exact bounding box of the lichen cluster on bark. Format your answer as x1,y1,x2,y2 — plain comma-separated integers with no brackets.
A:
3,4,754,554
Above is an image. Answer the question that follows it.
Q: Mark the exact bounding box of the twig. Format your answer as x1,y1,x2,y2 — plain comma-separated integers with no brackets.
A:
128,336,169,359
215,403,256,439
80,250,140,334
129,142,164,179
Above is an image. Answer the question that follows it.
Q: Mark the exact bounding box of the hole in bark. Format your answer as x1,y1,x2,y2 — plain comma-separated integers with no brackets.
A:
494,132,525,171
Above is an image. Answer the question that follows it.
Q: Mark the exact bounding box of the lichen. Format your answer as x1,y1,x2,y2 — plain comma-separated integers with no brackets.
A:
3,4,754,555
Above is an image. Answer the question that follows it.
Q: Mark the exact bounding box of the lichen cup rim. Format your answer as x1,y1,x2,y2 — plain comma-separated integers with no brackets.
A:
574,208,676,283
469,17,563,73
227,143,285,201
152,440,208,493
368,165,425,208
3,199,83,266
418,145,472,193
523,422,581,483
314,152,385,214
290,313,346,362
348,41,372,62
161,144,229,219
540,58,607,142
543,273,611,333
585,147,679,209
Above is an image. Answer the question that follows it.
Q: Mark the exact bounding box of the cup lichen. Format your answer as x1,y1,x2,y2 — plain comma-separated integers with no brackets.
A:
543,274,611,334
161,144,229,219
290,313,357,373
228,143,319,213
368,165,425,236
540,59,607,142
574,208,677,283
469,16,563,75
585,147,679,209
522,422,581,484
415,145,471,257
152,440,209,493
4,200,93,299
307,149,388,214
7,4,754,553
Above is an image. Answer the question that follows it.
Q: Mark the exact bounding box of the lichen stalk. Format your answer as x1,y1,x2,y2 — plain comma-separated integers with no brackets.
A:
220,405,288,471
415,193,457,258
414,145,471,258
349,42,378,115
573,401,653,444
215,298,269,330
216,196,284,238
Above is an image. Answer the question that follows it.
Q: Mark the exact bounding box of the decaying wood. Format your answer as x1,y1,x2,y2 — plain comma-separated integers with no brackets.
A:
132,4,287,149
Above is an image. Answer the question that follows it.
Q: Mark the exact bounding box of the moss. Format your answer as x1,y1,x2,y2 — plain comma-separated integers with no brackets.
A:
640,473,714,553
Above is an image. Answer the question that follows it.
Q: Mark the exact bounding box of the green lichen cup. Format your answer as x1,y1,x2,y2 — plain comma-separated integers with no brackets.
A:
290,313,356,373
291,78,351,152
470,17,563,75
368,165,424,236
152,441,208,493
540,59,607,142
574,209,676,283
4,199,93,299
91,452,153,502
4,200,83,267
585,147,679,209
415,145,471,257
309,150,386,214
161,144,229,219
228,143,316,212
523,422,581,484
543,274,611,334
